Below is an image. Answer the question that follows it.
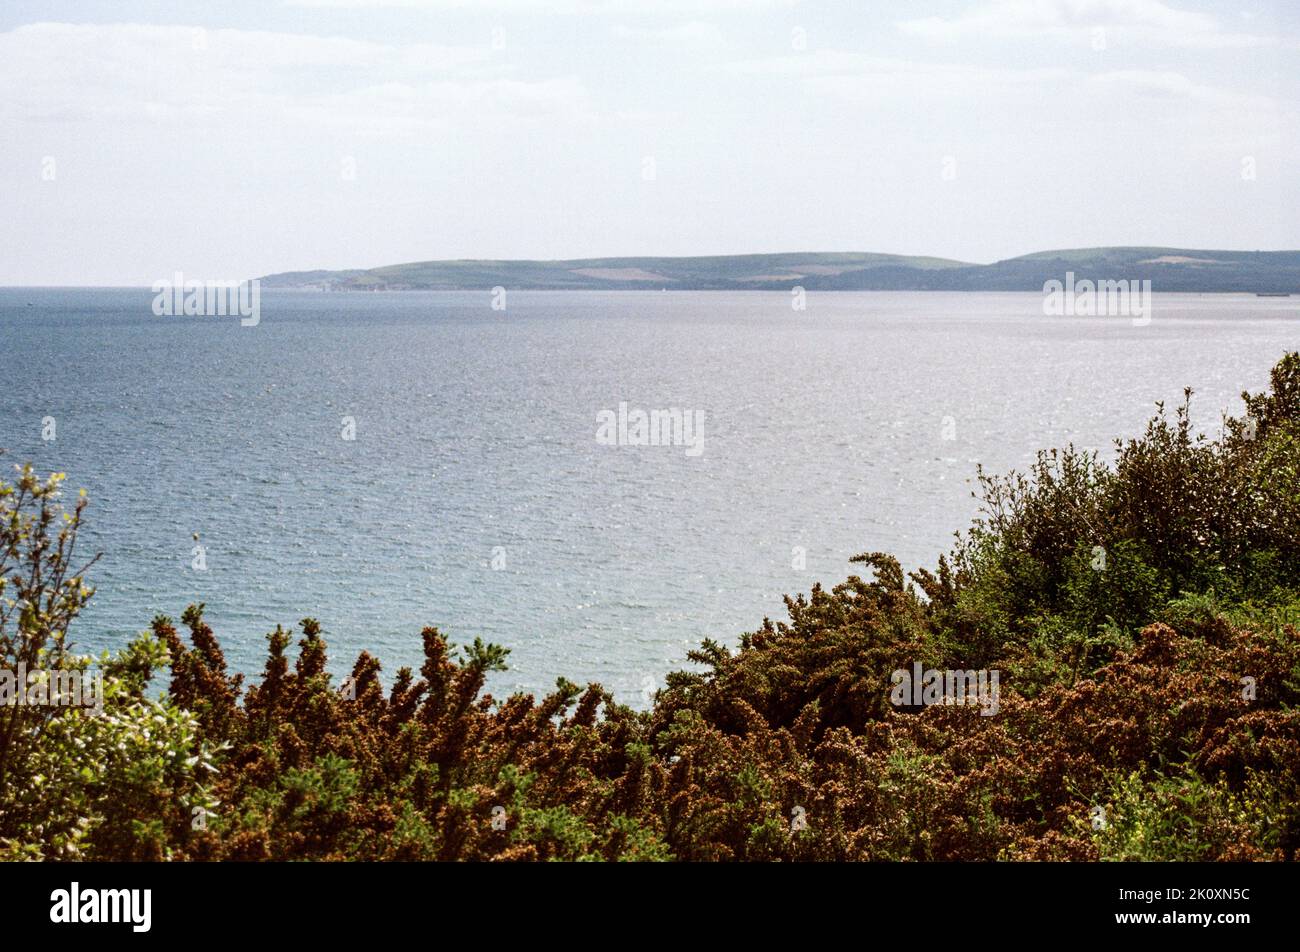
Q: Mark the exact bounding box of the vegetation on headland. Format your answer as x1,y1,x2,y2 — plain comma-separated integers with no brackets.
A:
3,355,1300,861
260,247,1300,292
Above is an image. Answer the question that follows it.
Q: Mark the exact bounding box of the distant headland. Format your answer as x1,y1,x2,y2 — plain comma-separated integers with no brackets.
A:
261,247,1300,293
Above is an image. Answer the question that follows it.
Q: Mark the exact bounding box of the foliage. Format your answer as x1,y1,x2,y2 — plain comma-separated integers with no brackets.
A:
5,354,1300,861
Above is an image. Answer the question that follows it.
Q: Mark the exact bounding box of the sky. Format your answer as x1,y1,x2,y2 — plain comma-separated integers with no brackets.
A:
0,0,1297,285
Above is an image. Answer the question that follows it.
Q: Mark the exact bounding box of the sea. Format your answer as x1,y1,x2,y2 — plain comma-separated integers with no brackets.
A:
1,288,1295,705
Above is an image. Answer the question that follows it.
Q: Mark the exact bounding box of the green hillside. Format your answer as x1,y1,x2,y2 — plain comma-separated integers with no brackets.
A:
262,247,1300,293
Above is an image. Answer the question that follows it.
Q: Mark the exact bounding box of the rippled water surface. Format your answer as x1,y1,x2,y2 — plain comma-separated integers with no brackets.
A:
1,288,1295,702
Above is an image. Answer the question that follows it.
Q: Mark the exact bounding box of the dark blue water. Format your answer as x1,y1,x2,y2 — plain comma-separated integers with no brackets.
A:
1,288,1295,704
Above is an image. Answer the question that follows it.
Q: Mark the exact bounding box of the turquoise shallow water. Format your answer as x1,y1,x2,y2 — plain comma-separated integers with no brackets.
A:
1,288,1295,704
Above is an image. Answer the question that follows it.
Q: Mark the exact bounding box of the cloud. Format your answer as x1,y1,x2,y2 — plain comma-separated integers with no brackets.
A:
0,21,591,128
716,50,1071,99
711,45,1286,140
611,21,727,48
897,0,1298,50
284,0,793,11
1086,68,1281,112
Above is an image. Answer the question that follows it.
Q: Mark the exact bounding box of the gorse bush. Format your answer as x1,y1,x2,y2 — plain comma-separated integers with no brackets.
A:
3,354,1300,861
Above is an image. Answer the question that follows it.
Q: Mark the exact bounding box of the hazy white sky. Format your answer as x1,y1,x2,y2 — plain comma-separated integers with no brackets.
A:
1,0,1297,284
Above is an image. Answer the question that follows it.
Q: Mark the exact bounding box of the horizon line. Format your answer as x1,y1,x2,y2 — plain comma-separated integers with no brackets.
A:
8,243,1300,288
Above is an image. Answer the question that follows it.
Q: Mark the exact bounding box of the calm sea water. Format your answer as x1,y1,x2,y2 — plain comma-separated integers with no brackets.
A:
1,288,1295,704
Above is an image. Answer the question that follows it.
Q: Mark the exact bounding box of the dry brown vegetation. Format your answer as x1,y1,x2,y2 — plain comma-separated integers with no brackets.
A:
4,355,1300,861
